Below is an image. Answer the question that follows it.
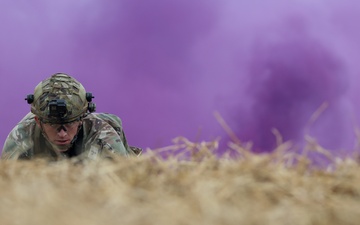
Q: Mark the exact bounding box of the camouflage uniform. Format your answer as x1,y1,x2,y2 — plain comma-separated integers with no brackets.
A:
1,73,137,160
1,112,131,160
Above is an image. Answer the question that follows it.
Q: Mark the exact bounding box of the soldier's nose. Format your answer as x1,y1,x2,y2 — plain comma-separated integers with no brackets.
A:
57,129,67,137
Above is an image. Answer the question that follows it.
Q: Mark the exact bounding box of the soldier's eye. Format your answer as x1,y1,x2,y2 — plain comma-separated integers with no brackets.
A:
68,122,77,126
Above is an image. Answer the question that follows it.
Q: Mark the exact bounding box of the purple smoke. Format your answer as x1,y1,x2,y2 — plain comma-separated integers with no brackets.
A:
1,1,360,155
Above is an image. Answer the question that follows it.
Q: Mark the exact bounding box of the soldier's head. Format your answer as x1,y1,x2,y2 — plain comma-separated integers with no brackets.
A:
26,73,96,124
26,73,96,151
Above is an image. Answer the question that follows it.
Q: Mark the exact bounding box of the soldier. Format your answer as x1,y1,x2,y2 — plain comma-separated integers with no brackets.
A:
1,73,141,160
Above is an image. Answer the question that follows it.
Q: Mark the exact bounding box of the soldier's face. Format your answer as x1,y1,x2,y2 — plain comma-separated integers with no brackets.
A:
35,117,81,152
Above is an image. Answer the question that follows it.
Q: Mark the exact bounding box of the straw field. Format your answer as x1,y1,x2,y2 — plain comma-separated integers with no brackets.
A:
1,136,360,225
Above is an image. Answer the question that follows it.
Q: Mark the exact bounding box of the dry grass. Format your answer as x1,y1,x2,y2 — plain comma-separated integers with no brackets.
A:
1,137,360,225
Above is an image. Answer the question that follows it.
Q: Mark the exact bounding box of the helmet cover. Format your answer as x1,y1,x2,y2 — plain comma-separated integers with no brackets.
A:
31,73,88,123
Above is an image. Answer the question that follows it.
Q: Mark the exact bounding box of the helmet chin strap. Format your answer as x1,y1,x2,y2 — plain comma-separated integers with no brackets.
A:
70,123,82,145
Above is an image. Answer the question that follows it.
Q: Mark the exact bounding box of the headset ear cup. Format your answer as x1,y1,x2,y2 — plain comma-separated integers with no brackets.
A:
86,92,94,102
86,92,96,113
25,94,34,104
88,102,96,113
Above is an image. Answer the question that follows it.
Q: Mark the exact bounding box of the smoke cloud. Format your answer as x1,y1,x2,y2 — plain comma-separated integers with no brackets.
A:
1,0,360,155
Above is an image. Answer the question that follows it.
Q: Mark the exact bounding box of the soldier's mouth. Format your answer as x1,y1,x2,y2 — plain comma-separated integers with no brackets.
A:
54,140,70,145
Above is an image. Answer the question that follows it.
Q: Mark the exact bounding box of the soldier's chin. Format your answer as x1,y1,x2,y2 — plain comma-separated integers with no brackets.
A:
53,144,71,152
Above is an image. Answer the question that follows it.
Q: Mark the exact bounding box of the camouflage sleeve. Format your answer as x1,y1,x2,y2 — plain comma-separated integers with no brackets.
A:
91,113,142,156
1,113,35,160
84,121,129,160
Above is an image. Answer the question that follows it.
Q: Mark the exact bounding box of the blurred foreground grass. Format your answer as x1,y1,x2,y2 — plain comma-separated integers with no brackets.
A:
1,137,360,225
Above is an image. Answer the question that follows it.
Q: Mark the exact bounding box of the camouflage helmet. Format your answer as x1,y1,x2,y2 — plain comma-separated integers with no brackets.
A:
26,73,96,123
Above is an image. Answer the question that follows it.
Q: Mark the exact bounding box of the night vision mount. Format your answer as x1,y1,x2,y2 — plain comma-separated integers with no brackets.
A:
48,99,67,118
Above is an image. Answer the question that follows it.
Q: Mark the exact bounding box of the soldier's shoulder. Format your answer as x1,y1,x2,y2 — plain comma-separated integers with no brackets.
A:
12,112,36,131
84,113,122,127
17,112,36,123
86,112,121,121
82,113,118,134
2,113,36,159
83,113,106,121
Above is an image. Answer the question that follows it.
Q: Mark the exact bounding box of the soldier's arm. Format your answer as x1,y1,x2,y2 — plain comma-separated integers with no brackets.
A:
1,128,32,160
1,113,36,160
1,139,20,160
85,124,129,160
92,113,141,156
